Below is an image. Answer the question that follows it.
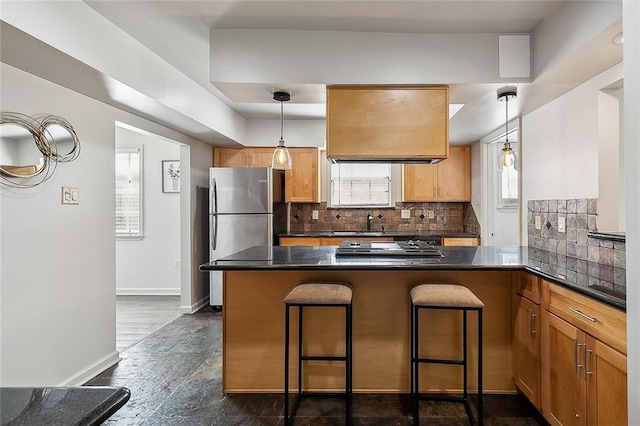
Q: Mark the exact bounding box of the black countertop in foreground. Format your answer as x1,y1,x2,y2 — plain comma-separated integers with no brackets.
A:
200,245,626,311
0,386,130,426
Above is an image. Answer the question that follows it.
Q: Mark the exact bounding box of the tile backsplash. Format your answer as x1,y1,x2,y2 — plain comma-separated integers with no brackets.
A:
527,198,625,268
290,202,480,234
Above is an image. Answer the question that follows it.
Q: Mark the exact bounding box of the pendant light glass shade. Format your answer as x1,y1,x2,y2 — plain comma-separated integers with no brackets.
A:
272,91,292,170
497,86,518,172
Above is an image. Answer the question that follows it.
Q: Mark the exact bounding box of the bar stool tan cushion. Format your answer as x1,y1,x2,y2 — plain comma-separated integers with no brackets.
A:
284,283,352,305
411,284,484,308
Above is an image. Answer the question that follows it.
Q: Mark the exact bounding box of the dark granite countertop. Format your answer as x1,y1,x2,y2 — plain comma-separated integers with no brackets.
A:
279,231,480,239
0,386,130,426
199,245,625,311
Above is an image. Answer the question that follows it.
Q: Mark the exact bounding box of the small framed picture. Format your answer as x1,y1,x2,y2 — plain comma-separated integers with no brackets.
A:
162,160,180,193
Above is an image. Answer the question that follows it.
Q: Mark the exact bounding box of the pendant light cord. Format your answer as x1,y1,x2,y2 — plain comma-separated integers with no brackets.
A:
505,95,509,145
280,100,284,141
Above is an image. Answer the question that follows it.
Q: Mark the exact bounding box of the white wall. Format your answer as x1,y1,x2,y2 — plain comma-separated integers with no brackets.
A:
597,87,622,232
115,126,181,295
0,63,212,386
245,119,326,148
623,0,639,420
521,63,623,242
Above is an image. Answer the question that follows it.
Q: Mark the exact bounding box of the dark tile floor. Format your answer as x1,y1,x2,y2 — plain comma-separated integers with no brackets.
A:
87,308,548,425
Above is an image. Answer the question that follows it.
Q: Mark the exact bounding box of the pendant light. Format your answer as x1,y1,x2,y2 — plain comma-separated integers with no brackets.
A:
272,91,292,170
497,86,518,171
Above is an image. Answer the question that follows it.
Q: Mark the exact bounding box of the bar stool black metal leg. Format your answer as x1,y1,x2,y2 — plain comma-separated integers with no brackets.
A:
478,308,483,426
413,304,420,425
284,305,290,426
346,304,352,426
298,307,303,395
463,309,468,401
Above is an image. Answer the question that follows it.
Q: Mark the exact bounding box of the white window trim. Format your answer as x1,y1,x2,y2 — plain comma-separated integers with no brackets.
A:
328,162,395,208
116,146,144,240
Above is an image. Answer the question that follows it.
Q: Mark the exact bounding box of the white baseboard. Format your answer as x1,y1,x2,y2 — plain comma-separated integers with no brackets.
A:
116,288,181,296
58,351,121,386
180,295,210,314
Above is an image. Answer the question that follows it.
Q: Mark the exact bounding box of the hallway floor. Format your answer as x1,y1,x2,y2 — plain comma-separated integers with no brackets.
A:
88,308,548,425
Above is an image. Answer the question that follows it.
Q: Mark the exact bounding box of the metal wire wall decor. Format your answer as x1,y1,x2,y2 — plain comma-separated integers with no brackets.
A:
0,111,81,188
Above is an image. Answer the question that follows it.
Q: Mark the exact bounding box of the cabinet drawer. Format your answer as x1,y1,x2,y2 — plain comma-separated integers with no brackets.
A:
516,273,540,304
542,280,626,354
442,237,479,246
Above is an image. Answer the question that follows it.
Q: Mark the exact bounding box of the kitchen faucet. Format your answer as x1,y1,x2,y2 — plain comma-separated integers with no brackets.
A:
366,212,373,231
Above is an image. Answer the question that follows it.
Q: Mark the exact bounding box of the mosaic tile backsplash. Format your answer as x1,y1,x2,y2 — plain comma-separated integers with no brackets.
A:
290,202,480,234
527,198,625,269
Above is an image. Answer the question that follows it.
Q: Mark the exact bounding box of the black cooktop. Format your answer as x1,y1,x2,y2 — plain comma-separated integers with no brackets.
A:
335,240,443,257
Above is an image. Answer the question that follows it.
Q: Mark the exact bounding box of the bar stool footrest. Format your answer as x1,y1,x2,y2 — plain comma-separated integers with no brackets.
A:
415,357,464,365
301,355,347,362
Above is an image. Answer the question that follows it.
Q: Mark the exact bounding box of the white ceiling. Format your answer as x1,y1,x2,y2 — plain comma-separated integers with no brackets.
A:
83,0,622,145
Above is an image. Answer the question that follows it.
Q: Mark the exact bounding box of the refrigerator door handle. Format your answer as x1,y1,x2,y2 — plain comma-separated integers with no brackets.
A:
211,215,218,251
210,178,217,214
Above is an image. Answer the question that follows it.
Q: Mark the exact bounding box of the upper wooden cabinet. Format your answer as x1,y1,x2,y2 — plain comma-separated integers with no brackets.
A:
326,86,449,162
402,146,471,201
213,147,321,203
285,148,320,203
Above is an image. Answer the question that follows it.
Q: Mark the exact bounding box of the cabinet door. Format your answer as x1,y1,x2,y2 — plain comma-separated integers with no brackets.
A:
586,337,627,426
513,297,541,409
402,164,438,201
438,146,471,201
214,148,247,167
248,148,275,167
542,311,586,426
286,148,320,203
279,237,320,246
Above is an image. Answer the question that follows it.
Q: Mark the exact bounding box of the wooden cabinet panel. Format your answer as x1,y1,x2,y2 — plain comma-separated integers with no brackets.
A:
402,146,471,202
327,86,448,161
542,280,627,426
214,148,247,167
542,311,586,426
442,237,479,246
248,148,275,167
543,281,626,355
513,296,541,409
516,273,541,304
279,237,320,246
403,163,438,201
586,337,627,426
286,148,320,203
437,146,471,201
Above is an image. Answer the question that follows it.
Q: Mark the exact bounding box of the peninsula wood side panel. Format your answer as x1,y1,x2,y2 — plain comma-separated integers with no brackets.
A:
222,270,515,394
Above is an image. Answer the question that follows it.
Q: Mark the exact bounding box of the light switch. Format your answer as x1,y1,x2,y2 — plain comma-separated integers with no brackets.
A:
61,187,79,205
312,210,319,220
558,216,566,233
534,215,541,230
401,209,411,219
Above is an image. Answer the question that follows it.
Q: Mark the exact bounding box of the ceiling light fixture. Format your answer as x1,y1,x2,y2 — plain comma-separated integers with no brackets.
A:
497,86,518,171
272,91,292,170
614,32,624,45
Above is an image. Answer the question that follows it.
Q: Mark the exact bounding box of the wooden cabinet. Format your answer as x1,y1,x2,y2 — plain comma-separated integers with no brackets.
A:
285,148,320,203
442,237,479,246
402,146,471,202
513,287,541,409
279,236,393,246
213,147,321,203
541,281,627,426
213,148,248,167
326,86,448,162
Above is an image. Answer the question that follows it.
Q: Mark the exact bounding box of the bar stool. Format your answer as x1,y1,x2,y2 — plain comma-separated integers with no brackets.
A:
410,284,484,426
283,282,353,426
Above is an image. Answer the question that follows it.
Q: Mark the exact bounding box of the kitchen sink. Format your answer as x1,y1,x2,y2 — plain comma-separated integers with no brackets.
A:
331,231,386,236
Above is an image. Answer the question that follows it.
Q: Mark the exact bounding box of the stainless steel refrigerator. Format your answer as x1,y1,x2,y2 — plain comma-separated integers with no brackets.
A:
209,167,287,306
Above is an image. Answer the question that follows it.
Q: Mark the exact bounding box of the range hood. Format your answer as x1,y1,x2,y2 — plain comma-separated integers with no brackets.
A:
326,85,449,163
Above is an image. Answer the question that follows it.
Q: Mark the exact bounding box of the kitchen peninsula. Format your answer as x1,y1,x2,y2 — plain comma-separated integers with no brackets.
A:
200,244,626,403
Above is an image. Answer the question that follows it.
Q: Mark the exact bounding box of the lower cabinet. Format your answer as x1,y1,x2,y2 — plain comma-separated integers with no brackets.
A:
279,236,393,246
540,282,627,426
513,294,541,409
442,237,480,246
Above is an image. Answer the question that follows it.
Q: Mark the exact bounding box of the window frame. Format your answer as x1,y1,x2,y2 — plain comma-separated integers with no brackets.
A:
497,132,519,210
328,162,394,208
115,147,144,239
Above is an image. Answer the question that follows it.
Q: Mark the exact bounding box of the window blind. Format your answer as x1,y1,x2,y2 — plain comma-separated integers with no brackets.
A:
115,148,142,236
